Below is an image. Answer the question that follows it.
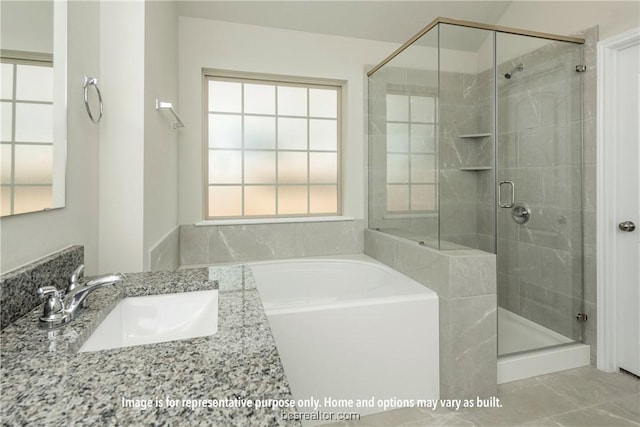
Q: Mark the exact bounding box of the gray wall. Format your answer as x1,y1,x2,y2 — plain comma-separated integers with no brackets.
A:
439,66,494,252
180,220,364,266
365,229,497,399
0,2,100,275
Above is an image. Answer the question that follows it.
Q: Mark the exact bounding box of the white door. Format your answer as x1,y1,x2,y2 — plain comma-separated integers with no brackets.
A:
614,36,640,377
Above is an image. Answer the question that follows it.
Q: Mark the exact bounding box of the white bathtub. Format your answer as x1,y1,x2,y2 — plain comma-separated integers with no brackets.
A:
250,255,439,421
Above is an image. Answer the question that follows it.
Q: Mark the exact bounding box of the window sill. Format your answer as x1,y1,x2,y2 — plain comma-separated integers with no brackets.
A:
383,213,438,219
195,216,355,226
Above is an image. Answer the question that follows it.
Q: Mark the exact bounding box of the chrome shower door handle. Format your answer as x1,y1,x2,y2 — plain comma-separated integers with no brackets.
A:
498,180,515,208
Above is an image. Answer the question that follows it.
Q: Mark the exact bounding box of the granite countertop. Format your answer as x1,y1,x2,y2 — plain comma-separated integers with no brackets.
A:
0,266,300,426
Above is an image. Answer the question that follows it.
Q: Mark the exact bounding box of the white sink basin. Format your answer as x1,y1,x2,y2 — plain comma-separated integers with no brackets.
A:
79,290,218,352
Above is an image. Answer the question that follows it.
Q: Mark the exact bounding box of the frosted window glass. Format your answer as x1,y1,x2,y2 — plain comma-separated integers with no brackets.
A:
387,123,409,152
209,186,242,217
387,185,409,211
410,96,435,123
16,65,52,102
386,94,408,121
14,186,52,214
209,150,241,184
278,152,307,184
278,86,307,116
0,145,11,184
387,154,409,183
209,114,241,148
278,186,307,215
309,152,336,183
14,145,52,184
245,116,275,149
411,185,436,211
309,88,337,118
209,81,241,113
277,118,307,150
1,64,13,99
206,77,340,218
244,151,275,183
309,119,337,151
0,186,10,216
245,186,275,215
244,83,275,115
15,103,53,142
410,154,435,183
1,102,12,141
410,124,435,153
310,185,337,214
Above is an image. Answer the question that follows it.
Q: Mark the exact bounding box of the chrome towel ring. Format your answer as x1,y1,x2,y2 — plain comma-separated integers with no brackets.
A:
82,74,103,124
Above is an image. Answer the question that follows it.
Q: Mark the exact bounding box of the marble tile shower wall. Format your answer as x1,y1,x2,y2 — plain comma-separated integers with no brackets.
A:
179,220,364,266
368,66,490,249
368,67,439,244
439,71,494,252
493,29,597,356
365,229,497,399
0,246,83,330
367,58,497,253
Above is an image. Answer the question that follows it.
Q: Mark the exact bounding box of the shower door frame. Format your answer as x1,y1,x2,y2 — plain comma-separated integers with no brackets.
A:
494,31,586,355
367,17,584,78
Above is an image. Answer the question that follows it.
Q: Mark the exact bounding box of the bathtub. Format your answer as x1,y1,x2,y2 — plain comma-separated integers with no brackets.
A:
249,254,439,421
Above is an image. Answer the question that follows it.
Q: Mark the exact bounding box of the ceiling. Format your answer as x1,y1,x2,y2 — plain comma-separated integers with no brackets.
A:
177,1,512,46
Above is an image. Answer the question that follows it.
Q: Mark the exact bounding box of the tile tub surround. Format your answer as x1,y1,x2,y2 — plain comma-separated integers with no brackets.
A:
0,246,84,330
364,229,497,399
149,225,180,271
0,267,299,426
180,219,364,266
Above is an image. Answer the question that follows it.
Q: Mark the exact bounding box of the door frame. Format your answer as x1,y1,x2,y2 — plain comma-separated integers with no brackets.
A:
596,27,640,372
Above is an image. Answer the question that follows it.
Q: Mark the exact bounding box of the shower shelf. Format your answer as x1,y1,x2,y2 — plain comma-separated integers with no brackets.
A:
459,166,493,171
458,133,491,138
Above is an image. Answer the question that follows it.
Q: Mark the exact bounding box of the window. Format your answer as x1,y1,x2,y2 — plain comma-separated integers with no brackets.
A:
0,56,54,216
385,92,437,213
204,73,341,219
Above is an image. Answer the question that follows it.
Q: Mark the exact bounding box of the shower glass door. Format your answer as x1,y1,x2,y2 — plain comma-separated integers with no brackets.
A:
495,33,584,356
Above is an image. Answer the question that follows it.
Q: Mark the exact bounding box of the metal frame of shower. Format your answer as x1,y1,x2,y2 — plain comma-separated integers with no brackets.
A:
367,17,585,77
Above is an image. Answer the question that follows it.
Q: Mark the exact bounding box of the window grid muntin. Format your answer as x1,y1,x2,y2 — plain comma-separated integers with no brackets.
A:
0,59,54,216
205,75,340,219
385,92,437,213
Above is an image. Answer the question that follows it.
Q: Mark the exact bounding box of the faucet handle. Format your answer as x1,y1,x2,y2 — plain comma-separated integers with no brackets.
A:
37,286,62,299
69,264,85,291
37,286,65,320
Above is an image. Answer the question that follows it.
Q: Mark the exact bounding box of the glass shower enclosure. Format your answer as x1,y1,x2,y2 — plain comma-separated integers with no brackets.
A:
367,18,585,358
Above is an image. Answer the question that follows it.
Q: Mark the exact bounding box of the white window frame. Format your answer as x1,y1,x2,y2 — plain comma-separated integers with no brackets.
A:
202,69,344,220
0,52,54,216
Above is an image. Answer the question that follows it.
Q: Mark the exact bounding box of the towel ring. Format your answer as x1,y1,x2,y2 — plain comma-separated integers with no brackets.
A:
82,75,103,124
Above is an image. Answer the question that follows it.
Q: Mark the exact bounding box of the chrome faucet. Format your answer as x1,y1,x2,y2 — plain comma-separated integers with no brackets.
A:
37,264,123,328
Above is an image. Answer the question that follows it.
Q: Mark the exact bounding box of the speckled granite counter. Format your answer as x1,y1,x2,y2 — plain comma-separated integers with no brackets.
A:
1,266,300,426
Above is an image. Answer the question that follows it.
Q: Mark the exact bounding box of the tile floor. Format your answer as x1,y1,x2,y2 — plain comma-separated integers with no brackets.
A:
326,367,640,427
